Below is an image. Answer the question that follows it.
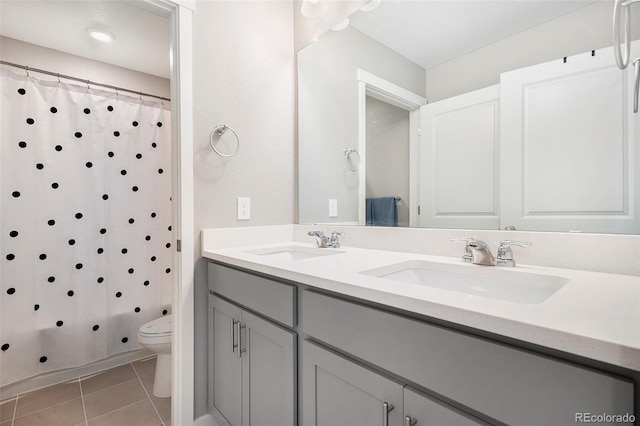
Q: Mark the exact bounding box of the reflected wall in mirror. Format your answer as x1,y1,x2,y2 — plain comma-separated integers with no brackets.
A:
297,0,640,234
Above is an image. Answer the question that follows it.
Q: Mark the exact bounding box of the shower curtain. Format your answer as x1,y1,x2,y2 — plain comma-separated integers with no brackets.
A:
0,69,172,386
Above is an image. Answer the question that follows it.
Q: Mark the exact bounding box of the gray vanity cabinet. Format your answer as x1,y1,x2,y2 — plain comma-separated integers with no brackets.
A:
302,289,634,425
208,264,296,426
208,262,635,426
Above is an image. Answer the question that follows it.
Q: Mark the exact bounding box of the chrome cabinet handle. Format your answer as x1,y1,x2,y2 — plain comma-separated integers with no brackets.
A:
382,402,394,426
230,319,239,353
234,320,241,357
633,58,639,113
238,324,247,358
404,416,417,426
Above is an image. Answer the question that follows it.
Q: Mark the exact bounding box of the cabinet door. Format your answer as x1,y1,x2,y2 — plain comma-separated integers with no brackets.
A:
302,340,403,426
211,296,243,426
241,310,296,426
403,386,488,426
419,85,500,230
500,43,640,233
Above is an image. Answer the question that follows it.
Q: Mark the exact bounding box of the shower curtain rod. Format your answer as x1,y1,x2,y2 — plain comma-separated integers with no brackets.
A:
0,60,171,102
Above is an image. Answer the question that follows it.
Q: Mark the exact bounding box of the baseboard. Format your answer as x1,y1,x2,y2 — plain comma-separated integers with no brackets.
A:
201,406,228,426
0,349,154,400
195,413,221,426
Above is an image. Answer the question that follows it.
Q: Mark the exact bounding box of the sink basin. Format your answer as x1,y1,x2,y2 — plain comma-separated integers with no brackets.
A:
246,245,344,261
361,260,568,304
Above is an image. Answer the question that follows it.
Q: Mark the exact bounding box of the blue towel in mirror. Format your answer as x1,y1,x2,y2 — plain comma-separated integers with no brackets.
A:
366,197,398,227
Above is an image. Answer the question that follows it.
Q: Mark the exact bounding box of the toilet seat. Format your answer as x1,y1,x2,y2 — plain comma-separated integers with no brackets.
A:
138,314,172,338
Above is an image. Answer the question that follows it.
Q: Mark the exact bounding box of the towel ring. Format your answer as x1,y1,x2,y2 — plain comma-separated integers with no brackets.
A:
343,148,360,171
210,125,240,157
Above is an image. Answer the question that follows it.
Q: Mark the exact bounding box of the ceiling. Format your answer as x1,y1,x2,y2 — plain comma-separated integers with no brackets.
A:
349,0,599,69
0,0,170,78
0,0,599,78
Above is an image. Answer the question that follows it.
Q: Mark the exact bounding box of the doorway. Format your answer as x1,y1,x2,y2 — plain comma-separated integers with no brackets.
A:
357,69,427,227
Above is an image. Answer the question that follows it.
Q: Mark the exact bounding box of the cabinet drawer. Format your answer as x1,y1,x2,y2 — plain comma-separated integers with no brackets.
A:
209,262,296,327
302,290,634,425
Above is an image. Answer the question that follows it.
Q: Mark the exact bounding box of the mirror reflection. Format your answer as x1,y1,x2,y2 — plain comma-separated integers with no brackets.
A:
297,0,640,234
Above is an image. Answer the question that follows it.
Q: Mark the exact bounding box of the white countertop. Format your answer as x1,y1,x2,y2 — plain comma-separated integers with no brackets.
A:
202,234,640,372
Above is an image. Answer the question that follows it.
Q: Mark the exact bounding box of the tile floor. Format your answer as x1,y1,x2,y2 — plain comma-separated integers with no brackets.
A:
0,356,170,426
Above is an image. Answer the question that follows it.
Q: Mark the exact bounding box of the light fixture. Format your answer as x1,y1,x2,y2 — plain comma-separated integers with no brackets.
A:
360,0,382,12
86,27,115,43
301,0,324,18
331,18,350,32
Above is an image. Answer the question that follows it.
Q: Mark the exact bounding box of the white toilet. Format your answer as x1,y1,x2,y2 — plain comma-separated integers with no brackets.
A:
137,314,172,398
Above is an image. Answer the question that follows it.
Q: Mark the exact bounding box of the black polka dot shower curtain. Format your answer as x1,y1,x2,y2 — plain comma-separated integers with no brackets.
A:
0,68,172,387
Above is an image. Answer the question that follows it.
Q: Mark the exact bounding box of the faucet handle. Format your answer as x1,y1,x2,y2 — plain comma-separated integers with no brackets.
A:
451,238,475,263
451,237,473,243
329,231,343,248
498,240,532,250
496,240,531,266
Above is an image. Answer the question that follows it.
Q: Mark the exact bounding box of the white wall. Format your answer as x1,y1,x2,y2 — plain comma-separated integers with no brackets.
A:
191,0,295,417
193,1,295,232
426,0,640,101
0,36,170,99
298,26,425,225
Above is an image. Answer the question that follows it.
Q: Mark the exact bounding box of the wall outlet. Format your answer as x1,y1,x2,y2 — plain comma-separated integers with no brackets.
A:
329,199,338,217
237,197,250,220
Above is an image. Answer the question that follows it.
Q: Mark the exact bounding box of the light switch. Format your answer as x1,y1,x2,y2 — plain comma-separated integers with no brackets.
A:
329,199,338,217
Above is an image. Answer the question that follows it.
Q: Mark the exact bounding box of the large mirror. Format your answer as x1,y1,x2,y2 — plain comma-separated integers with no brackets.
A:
298,0,640,234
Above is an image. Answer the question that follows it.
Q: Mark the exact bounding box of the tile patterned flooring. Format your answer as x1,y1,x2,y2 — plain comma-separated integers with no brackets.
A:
0,356,170,426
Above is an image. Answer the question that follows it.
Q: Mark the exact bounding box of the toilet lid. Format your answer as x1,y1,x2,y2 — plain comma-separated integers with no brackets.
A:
139,314,172,336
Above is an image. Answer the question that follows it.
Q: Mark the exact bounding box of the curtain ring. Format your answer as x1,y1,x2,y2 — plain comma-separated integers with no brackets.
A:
86,79,90,91
25,66,30,77
57,73,61,84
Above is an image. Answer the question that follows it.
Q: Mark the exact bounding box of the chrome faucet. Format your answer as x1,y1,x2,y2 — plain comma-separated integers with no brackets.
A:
452,238,531,267
308,230,342,248
452,238,495,265
452,238,496,266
